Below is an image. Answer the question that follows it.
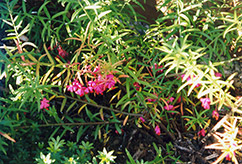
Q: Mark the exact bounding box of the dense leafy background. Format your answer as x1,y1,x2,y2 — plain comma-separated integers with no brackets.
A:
0,0,242,163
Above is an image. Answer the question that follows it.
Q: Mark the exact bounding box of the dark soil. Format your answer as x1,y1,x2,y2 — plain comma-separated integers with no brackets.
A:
88,122,241,164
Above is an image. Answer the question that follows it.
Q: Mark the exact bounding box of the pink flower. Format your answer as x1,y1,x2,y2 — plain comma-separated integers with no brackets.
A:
104,74,116,89
198,129,205,137
40,98,50,110
147,98,156,102
212,110,219,120
147,93,158,102
57,45,68,59
167,97,174,103
215,72,222,77
67,79,82,92
139,117,145,123
93,65,100,73
151,63,163,73
67,84,79,92
83,87,90,94
94,83,105,95
87,81,96,93
200,98,211,109
225,145,236,161
133,82,141,91
155,125,161,135
164,105,174,111
115,129,124,135
181,74,189,81
226,153,231,161
75,87,85,96
91,74,113,94
67,72,117,96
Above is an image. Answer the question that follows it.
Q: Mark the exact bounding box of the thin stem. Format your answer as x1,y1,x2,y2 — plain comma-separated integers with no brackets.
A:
20,121,119,129
159,121,176,141
54,90,143,117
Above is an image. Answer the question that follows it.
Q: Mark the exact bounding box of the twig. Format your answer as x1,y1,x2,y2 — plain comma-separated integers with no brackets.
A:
20,120,119,129
54,90,143,117
174,144,194,153
159,122,176,141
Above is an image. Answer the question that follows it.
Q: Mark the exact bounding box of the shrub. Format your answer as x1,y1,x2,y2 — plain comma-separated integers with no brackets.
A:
0,0,242,163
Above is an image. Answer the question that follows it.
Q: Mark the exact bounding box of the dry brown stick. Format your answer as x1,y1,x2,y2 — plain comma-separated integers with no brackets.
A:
159,122,176,141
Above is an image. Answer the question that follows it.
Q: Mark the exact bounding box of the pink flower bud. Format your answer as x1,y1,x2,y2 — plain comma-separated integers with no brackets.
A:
139,117,145,123
155,125,161,135
198,129,205,137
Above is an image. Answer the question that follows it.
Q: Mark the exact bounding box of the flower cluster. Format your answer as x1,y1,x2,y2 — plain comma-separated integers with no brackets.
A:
40,98,50,111
67,74,116,96
164,96,178,114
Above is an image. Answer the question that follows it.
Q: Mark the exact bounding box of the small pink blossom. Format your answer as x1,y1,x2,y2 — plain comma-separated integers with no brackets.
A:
84,87,90,94
104,74,116,89
164,105,174,111
151,63,163,73
133,82,141,91
198,129,205,137
40,98,50,110
200,98,211,109
181,74,189,81
115,129,124,135
87,81,96,93
147,98,156,102
167,97,175,103
57,45,68,59
139,117,145,123
67,79,82,92
215,72,222,77
155,125,161,135
47,45,57,50
66,85,74,92
75,87,85,97
67,71,117,96
225,145,236,161
212,110,219,120
147,93,158,102
94,84,105,95
226,154,231,161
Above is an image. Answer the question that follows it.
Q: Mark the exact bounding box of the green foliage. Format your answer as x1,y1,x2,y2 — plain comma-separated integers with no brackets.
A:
34,136,96,164
126,142,181,164
1,0,242,163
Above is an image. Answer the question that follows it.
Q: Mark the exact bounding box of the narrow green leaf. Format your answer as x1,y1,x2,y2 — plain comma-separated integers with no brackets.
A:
66,101,77,113
60,97,67,112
